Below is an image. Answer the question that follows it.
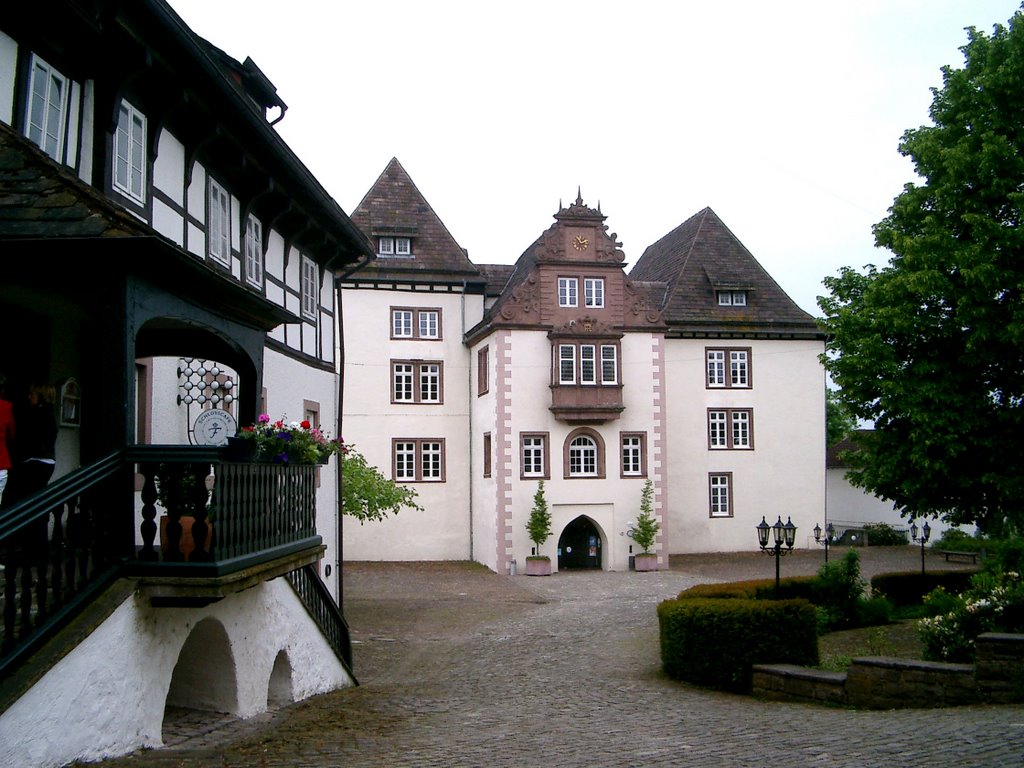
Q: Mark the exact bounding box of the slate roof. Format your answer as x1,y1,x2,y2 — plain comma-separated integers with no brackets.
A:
630,207,822,338
348,158,482,284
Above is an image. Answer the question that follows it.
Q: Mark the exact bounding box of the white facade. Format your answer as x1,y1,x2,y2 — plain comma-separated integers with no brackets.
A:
0,580,352,768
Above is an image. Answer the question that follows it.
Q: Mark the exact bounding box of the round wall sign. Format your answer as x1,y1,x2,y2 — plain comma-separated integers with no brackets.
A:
193,409,237,446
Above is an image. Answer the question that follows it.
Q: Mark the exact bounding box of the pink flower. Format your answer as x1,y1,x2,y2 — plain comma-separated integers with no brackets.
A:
257,414,271,424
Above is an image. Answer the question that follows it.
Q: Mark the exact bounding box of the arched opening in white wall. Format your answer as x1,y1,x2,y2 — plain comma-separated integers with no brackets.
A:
164,617,239,736
267,649,294,708
557,516,603,570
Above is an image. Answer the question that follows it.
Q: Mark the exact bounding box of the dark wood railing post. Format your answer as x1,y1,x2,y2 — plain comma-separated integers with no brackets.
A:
138,462,159,561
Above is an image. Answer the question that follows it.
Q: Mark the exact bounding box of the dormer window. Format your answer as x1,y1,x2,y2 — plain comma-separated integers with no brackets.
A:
379,236,412,257
717,290,747,306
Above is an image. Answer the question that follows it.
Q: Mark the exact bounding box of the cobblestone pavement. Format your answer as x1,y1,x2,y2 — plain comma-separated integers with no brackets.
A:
84,548,1023,768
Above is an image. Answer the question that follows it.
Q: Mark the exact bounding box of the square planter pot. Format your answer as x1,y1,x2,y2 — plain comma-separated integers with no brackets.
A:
634,553,659,571
525,556,552,576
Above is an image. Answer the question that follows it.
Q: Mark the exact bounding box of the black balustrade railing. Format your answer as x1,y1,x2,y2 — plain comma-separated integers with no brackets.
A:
286,564,355,677
2,446,332,681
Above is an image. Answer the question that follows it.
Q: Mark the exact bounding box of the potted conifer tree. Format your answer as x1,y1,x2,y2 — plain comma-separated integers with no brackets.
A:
525,479,553,576
631,479,660,571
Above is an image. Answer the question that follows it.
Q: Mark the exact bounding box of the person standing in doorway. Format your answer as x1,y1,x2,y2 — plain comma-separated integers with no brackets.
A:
0,374,14,505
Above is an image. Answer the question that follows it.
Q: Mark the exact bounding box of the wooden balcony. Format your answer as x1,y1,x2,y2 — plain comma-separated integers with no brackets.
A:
549,383,625,424
0,446,345,681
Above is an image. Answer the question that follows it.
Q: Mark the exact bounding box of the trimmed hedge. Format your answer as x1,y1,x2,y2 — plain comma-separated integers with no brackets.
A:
679,576,817,602
871,570,976,608
658,595,819,692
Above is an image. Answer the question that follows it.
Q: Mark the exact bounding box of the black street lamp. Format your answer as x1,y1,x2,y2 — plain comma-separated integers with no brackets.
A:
757,515,797,595
910,519,931,576
813,521,836,563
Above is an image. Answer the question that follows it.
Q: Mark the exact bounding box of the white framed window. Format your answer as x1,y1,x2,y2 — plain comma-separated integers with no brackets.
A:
392,363,414,402
244,214,263,287
208,178,231,265
113,100,146,203
706,347,751,388
420,363,441,403
25,54,69,162
717,290,747,306
394,441,417,480
559,345,576,384
584,278,605,308
568,435,598,477
580,345,597,384
621,434,645,477
392,309,413,338
418,310,439,339
393,439,445,482
301,255,318,320
601,345,618,384
709,473,732,517
558,277,578,307
390,307,442,340
708,409,754,450
378,236,412,257
521,434,548,479
392,360,443,404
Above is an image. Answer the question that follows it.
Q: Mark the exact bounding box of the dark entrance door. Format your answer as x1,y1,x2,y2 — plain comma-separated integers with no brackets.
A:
557,516,601,570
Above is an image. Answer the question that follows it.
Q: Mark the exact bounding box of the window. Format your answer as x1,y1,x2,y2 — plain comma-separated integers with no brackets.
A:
303,400,320,429
568,436,598,477
717,290,747,306
521,433,549,479
558,277,578,307
559,344,576,384
391,307,442,340
393,439,445,482
391,360,443,404
621,433,646,477
208,178,230,265
113,100,146,203
483,433,492,478
477,346,489,396
378,236,412,257
392,310,413,338
584,278,605,308
244,214,263,287
563,428,605,479
555,342,620,386
709,473,733,517
25,55,69,162
580,345,596,384
418,310,439,339
601,345,618,385
708,409,753,449
301,256,318,320
706,347,751,388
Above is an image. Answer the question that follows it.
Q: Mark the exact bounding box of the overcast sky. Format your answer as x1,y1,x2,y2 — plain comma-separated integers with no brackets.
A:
168,0,1021,315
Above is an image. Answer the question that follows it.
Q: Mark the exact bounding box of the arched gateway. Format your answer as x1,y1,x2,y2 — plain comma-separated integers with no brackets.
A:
557,516,602,570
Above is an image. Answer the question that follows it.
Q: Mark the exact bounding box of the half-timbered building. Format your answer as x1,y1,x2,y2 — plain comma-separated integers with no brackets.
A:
0,2,370,765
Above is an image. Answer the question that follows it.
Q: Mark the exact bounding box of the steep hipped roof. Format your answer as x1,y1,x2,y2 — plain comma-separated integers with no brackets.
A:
630,207,821,338
348,158,482,284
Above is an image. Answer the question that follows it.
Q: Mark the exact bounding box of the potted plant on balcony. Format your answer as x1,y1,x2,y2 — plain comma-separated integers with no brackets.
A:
230,414,346,465
631,479,660,571
525,479,553,576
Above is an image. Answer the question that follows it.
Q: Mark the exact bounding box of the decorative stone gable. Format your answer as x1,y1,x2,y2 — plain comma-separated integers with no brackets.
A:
534,191,626,266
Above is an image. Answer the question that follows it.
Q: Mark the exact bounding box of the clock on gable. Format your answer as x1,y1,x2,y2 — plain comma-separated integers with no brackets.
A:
573,235,589,251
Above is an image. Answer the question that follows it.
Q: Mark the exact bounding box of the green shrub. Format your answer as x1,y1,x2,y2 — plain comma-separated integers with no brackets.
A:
933,528,979,551
863,522,909,546
918,568,1024,662
658,597,818,691
678,576,817,602
870,571,976,608
812,549,866,630
856,595,894,626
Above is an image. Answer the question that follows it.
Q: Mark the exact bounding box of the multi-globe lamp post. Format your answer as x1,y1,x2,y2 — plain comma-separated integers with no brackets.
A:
756,515,797,596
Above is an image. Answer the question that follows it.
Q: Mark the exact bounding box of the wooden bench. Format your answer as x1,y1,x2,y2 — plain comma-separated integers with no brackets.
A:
939,550,979,564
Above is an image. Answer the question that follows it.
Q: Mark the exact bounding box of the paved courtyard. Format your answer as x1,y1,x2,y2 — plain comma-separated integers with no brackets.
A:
86,548,1022,767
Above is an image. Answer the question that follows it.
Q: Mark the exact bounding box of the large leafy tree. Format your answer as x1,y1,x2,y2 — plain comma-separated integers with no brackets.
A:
819,9,1024,535
342,446,423,523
